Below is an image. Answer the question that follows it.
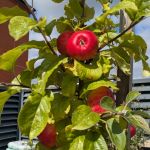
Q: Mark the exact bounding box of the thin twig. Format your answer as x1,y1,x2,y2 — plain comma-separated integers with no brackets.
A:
101,112,124,119
23,0,57,55
0,82,30,88
98,16,144,51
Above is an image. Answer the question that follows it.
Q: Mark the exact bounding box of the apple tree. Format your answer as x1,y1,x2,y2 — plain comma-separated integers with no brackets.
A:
0,0,150,149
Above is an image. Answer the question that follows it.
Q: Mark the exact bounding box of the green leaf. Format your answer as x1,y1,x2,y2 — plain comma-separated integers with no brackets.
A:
106,118,126,150
98,53,112,74
0,89,18,113
100,96,115,112
0,76,22,113
120,33,147,62
0,41,45,71
84,5,95,21
111,48,131,75
0,6,27,24
34,57,67,95
142,59,150,77
98,32,118,44
56,18,73,33
64,4,74,19
57,144,70,150
35,142,50,150
61,73,78,97
51,94,70,121
116,116,128,130
18,93,54,140
37,17,47,29
80,80,118,97
119,33,150,76
37,52,59,73
125,91,140,103
69,135,85,150
45,19,56,36
70,97,84,115
72,105,100,130
51,0,64,3
68,0,83,18
84,131,108,150
9,16,37,40
64,124,84,143
26,58,38,71
136,0,150,19
124,0,150,20
115,105,131,112
132,110,150,119
20,70,32,87
96,1,137,23
66,60,103,81
126,114,150,134
9,16,46,40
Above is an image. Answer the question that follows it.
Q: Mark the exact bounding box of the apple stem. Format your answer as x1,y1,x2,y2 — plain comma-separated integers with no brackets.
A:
80,40,85,46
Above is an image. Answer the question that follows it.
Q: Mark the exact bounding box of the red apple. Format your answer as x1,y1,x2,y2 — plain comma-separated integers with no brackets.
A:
57,31,74,55
87,86,114,114
66,30,98,61
129,125,136,138
38,124,57,148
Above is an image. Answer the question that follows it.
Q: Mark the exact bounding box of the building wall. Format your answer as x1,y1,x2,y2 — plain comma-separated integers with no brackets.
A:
0,0,28,83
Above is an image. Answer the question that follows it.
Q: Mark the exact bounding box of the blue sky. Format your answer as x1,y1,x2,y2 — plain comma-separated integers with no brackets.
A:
133,18,150,79
26,0,150,79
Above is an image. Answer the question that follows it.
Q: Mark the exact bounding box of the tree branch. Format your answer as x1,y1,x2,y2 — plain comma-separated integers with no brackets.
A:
98,16,144,51
23,0,57,55
0,82,30,89
101,112,124,119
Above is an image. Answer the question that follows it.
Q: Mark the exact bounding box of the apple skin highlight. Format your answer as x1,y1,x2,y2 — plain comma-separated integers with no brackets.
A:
66,30,98,61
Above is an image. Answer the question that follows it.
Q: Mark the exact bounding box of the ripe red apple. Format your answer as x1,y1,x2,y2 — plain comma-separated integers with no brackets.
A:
129,125,136,138
87,86,114,114
57,31,74,55
66,30,98,61
38,124,57,148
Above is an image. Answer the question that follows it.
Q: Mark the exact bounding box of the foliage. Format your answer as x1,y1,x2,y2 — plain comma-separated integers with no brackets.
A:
130,128,145,150
0,0,150,150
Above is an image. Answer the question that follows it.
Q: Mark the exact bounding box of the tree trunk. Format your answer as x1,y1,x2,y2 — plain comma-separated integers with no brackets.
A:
116,10,133,150
116,10,133,106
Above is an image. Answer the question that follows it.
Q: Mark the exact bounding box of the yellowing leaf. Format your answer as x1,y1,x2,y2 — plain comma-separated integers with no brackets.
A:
72,105,100,130
0,6,27,24
0,41,46,71
18,93,54,140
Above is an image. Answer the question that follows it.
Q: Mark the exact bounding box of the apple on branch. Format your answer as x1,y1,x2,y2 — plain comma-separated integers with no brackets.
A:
38,123,57,148
87,86,115,114
57,31,74,55
57,30,98,61
129,125,136,138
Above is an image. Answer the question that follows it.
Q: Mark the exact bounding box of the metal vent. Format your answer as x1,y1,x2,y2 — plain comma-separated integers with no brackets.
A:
0,87,21,150
132,78,150,126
